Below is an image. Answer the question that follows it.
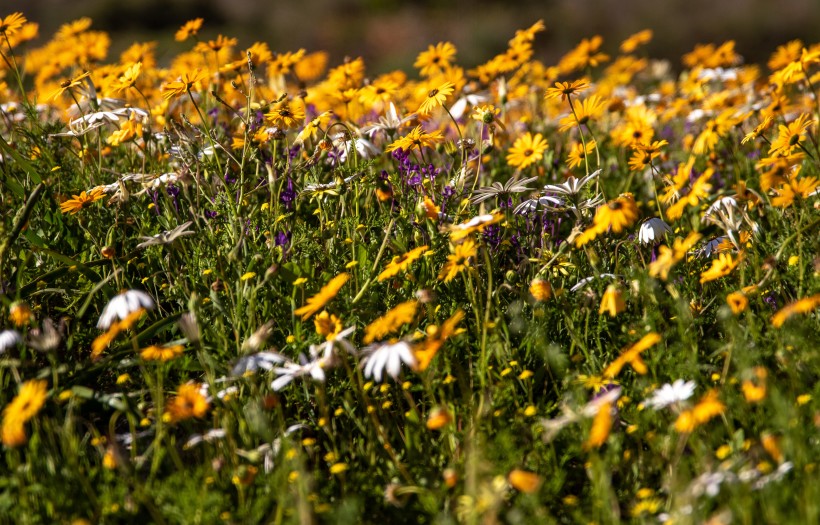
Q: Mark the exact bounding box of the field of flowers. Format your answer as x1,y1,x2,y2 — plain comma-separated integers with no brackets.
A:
0,12,819,524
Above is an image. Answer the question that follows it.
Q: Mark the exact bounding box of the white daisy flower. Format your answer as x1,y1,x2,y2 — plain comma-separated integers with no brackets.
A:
643,379,696,410
231,351,286,377
360,340,417,383
97,290,155,329
0,329,22,353
271,355,327,391
637,217,671,245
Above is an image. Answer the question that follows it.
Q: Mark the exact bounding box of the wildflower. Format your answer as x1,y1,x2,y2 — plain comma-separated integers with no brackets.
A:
648,232,702,280
8,303,32,327
414,42,457,76
544,79,591,101
771,175,820,208
47,70,91,101
97,290,155,330
314,311,343,340
294,273,349,321
771,294,820,328
140,344,184,362
529,278,552,302
59,187,105,215
413,309,464,371
385,125,444,153
265,99,305,129
162,70,207,100
507,469,542,493
364,301,418,344
576,194,639,247
271,355,327,391
566,139,597,169
637,218,671,245
558,95,606,132
0,330,22,353
506,132,548,170
699,253,741,284
768,113,814,157
175,18,203,41
361,340,417,382
426,407,452,430
628,140,668,171
231,351,286,377
136,221,195,248
438,238,477,282
727,291,749,314
166,383,209,423
471,104,504,130
644,379,696,410
674,389,725,433
583,401,613,450
449,213,502,242
1,380,48,447
470,176,538,206
620,29,653,53
418,80,455,114
378,246,429,281
742,367,767,403
603,332,662,378
0,12,26,37
599,285,625,317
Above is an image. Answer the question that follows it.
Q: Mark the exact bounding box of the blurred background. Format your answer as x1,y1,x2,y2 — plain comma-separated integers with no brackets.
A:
16,0,820,72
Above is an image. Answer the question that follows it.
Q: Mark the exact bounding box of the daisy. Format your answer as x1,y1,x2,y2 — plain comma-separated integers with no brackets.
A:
97,290,155,329
0,329,21,353
506,132,548,169
643,379,696,409
637,218,671,245
59,187,105,215
136,221,195,248
360,340,417,382
418,81,455,115
271,355,327,391
293,273,350,321
231,351,286,377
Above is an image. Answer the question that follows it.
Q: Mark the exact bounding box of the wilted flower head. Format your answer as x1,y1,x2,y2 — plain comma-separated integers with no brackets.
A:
97,290,155,329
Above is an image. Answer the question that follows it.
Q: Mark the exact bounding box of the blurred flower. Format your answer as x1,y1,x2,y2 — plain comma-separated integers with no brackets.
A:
166,384,209,423
8,302,32,327
599,284,626,317
674,389,725,433
175,18,203,41
1,380,48,447
231,351,286,377
699,253,741,284
140,344,184,362
644,379,696,410
136,221,195,248
162,70,207,100
97,290,155,329
583,400,613,450
726,291,749,315
426,407,452,430
470,176,538,205
603,332,662,378
771,294,820,328
294,273,349,321
529,278,552,302
507,469,542,493
364,301,418,344
0,329,22,353
361,340,417,382
378,245,429,281
414,42,457,76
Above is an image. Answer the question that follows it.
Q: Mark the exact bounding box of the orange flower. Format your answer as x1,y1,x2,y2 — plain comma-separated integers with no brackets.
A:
508,469,542,493
603,333,662,378
771,294,820,328
294,273,350,321
599,284,625,317
583,401,613,450
674,389,725,433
